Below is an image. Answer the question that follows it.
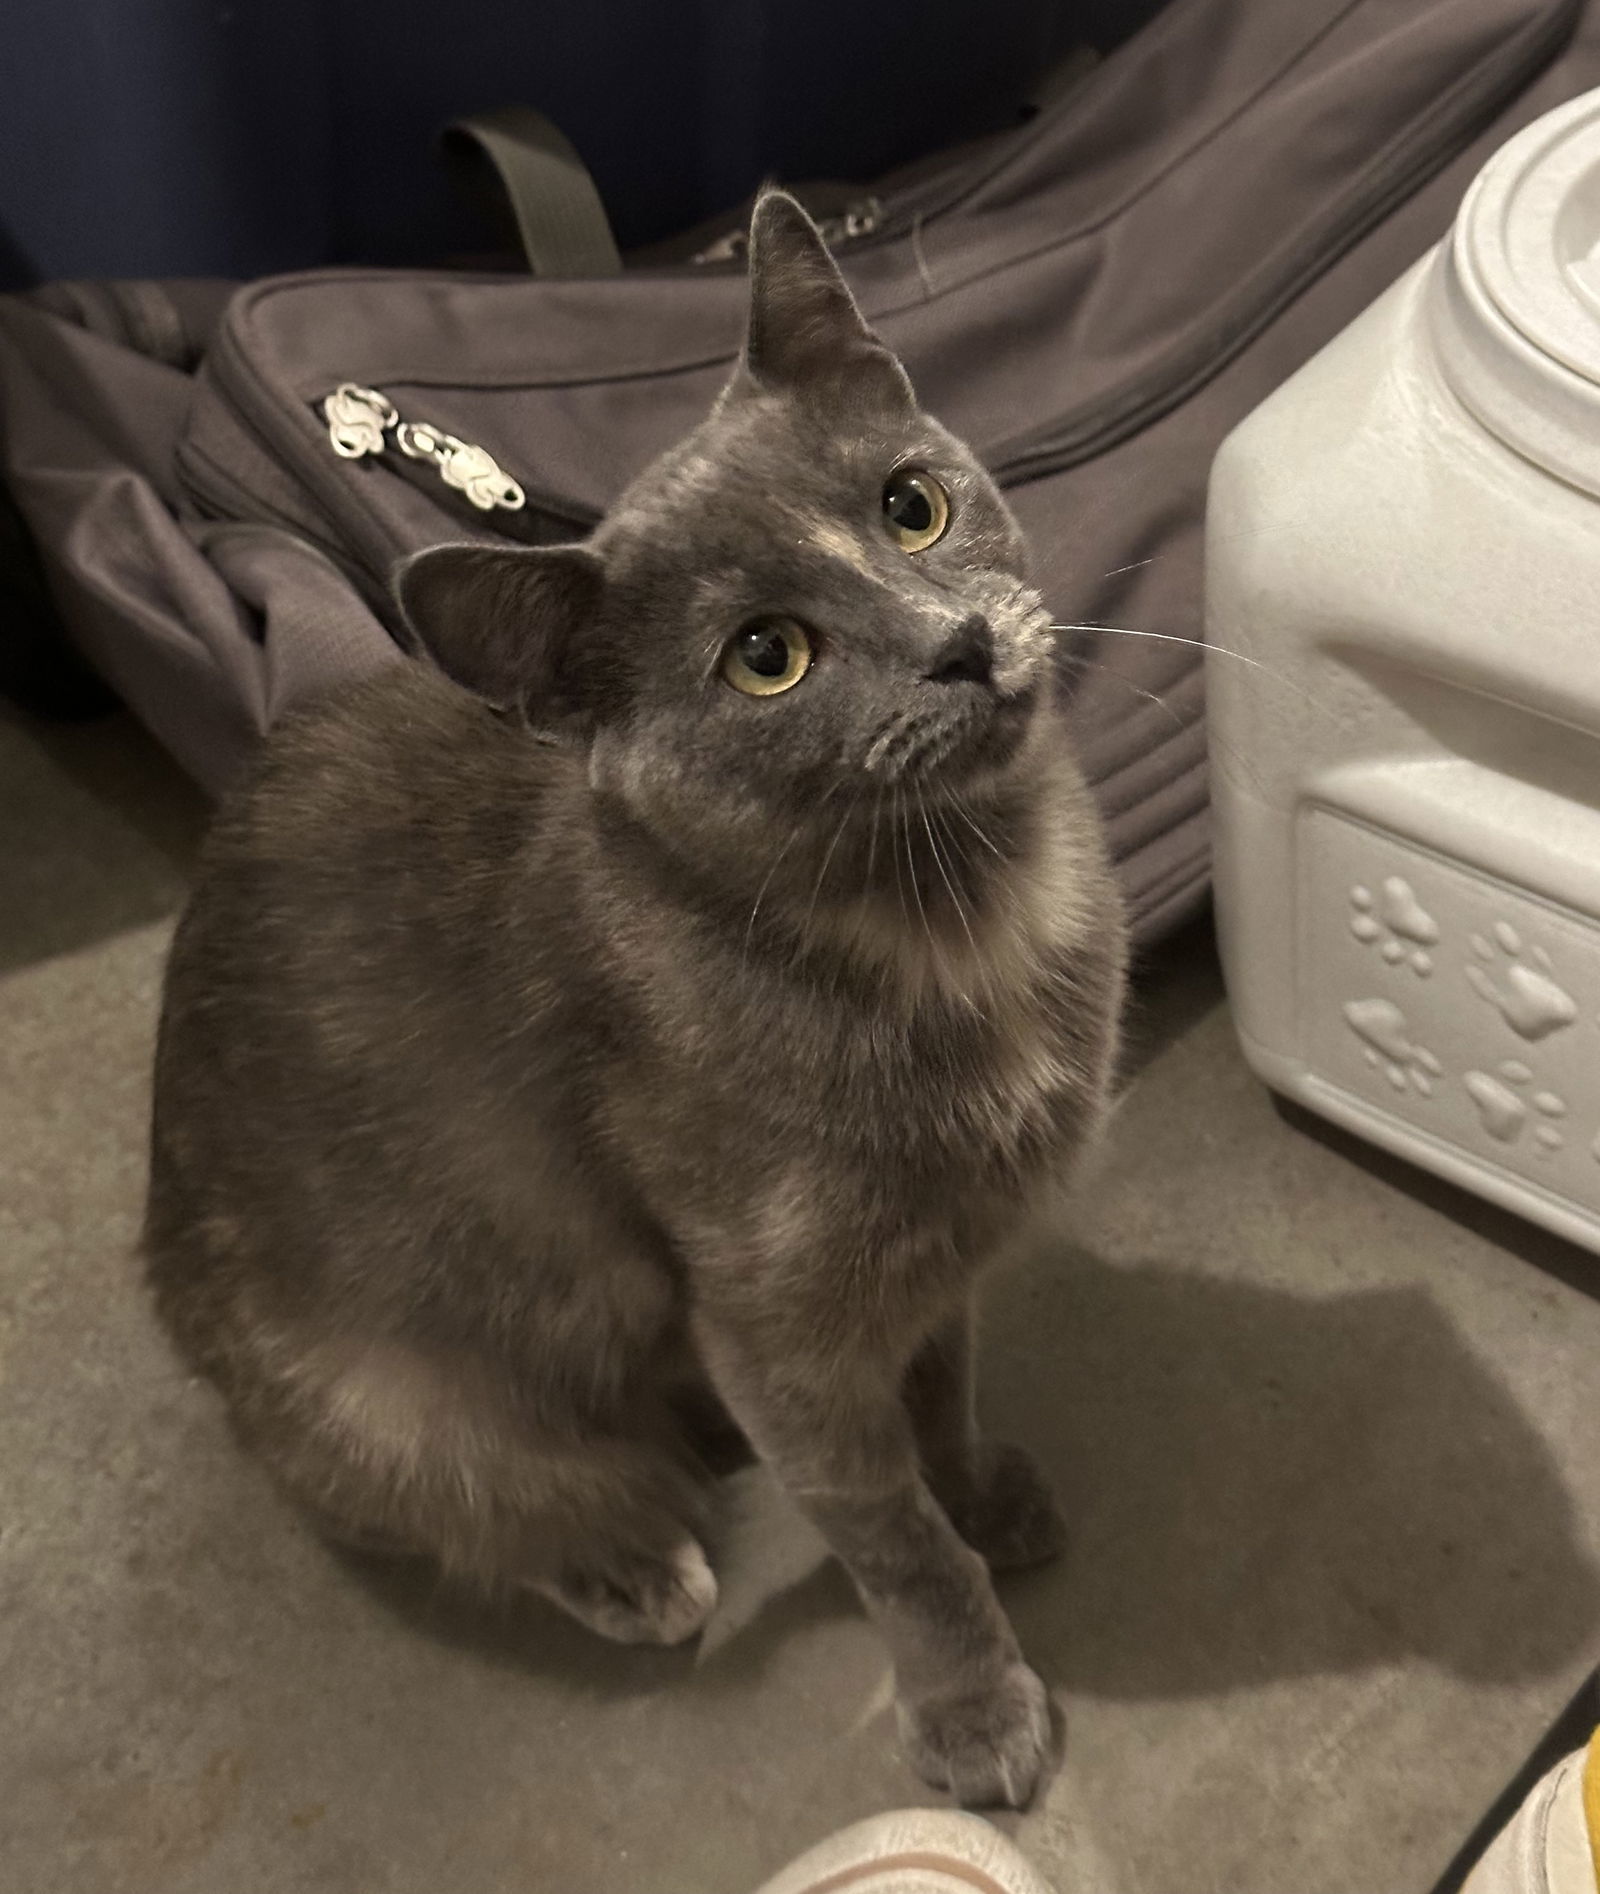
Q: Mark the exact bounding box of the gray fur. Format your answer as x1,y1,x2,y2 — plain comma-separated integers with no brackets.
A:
143,189,1127,1806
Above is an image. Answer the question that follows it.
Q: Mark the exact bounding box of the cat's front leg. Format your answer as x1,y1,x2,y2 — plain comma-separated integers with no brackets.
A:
693,1305,1052,1807
905,1303,1067,1574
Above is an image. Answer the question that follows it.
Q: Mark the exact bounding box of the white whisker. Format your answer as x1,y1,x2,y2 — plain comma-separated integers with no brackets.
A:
899,788,937,974
947,794,1003,863
927,806,987,1018
1049,621,1330,718
889,787,913,937
923,801,975,958
1059,649,1293,800
1058,655,1188,732
1050,621,1261,671
742,824,804,972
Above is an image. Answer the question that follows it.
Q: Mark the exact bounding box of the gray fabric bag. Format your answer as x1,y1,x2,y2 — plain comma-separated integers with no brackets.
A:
0,0,1590,943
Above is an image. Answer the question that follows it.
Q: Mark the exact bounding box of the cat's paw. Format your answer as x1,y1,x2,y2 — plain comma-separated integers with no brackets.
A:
943,1442,1067,1572
898,1662,1053,1808
543,1536,718,1645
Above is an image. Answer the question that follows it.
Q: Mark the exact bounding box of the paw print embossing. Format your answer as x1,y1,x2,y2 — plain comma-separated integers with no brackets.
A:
1343,998,1442,1096
1463,1061,1568,1152
1349,878,1439,976
1466,924,1577,1041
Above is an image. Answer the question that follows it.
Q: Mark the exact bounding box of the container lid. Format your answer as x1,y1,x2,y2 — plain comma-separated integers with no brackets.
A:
1428,86,1600,496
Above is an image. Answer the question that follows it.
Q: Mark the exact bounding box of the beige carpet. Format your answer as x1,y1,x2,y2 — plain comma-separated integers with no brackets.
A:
3,704,1598,1894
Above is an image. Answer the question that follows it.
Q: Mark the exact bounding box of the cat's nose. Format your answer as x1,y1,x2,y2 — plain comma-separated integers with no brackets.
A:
925,616,994,687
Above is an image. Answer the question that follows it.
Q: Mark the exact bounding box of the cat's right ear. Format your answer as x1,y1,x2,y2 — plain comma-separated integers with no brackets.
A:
396,542,604,729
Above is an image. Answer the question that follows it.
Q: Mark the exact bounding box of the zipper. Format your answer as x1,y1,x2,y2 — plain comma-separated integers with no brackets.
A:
179,325,597,617
317,381,598,544
690,196,885,266
321,382,526,514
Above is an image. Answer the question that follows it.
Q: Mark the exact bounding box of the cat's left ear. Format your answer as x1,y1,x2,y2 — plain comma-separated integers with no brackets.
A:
396,541,604,729
734,189,915,421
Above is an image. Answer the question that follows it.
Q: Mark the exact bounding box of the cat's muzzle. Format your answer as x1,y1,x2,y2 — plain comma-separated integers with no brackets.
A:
865,679,1039,788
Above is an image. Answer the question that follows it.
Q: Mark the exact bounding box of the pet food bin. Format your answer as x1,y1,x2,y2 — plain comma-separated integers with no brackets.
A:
1206,86,1600,1254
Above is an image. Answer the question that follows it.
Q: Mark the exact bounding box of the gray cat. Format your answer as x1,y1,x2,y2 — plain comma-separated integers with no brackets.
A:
143,191,1127,1807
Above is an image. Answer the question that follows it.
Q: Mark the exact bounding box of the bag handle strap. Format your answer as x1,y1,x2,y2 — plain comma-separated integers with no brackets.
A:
438,106,623,278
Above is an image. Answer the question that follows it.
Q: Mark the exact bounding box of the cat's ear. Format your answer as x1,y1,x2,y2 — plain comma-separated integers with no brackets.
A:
735,189,915,420
396,542,604,727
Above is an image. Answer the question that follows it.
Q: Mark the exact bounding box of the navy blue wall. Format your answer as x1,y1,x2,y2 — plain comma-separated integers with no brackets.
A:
0,1,1165,286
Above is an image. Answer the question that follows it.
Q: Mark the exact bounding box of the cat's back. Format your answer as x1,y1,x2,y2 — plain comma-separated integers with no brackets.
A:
157,658,588,1095
144,660,641,1385
210,660,558,882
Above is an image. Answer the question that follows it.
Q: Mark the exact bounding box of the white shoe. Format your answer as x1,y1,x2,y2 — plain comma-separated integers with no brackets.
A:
752,1809,1055,1894
1460,1729,1599,1894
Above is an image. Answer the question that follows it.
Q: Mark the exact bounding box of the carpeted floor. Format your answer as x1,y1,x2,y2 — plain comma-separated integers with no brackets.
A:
3,702,1598,1894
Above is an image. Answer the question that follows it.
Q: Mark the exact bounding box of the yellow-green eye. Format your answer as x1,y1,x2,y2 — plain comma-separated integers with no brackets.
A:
882,469,950,552
721,618,813,696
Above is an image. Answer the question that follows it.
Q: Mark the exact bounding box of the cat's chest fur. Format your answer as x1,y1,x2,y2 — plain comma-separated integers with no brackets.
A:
584,767,1124,1263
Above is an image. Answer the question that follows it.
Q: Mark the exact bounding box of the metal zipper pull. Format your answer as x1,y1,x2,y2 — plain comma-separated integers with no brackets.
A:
321,383,527,514
395,420,525,513
820,196,884,246
322,382,396,458
691,228,747,265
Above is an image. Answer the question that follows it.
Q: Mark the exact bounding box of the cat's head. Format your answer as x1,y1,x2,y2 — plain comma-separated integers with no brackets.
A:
399,191,1056,862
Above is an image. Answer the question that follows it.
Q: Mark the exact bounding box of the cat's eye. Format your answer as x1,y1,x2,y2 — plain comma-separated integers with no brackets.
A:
721,618,813,696
882,469,950,553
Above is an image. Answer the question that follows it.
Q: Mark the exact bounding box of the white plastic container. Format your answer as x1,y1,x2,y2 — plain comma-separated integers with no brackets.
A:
1206,87,1600,1255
